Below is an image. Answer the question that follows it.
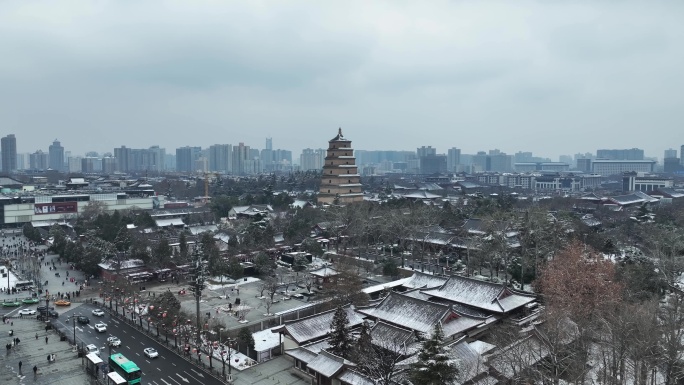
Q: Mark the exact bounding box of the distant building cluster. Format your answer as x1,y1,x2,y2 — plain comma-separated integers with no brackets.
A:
0,133,682,179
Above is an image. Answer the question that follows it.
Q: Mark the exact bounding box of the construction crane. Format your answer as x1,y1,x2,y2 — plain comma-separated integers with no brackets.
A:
203,172,220,205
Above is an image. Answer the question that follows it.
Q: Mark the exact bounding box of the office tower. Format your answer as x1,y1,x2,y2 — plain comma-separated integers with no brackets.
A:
1,134,17,173
596,148,644,160
318,128,363,204
176,146,201,172
48,139,65,171
681,145,684,166
16,153,26,171
664,148,677,159
231,143,250,174
209,144,232,172
447,148,461,172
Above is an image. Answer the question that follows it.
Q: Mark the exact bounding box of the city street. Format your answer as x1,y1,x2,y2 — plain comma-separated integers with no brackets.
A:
53,303,225,385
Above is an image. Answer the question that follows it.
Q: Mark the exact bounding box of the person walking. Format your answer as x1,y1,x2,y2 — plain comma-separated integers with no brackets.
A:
33,365,37,377
45,336,48,344
35,333,38,340
18,360,22,374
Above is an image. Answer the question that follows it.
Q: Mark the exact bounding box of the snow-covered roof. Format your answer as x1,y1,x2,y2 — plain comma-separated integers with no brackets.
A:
253,327,281,352
337,369,374,385
155,218,185,227
401,272,449,290
370,321,419,354
98,259,145,271
188,225,218,235
307,350,353,378
421,276,536,314
309,267,339,278
278,306,364,344
361,277,411,294
357,293,452,336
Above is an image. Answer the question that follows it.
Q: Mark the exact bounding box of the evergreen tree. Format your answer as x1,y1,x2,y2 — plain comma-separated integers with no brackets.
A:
353,321,373,362
409,323,458,385
328,306,353,359
179,232,189,261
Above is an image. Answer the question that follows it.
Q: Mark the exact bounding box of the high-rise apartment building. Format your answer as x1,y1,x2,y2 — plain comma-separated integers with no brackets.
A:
29,150,49,170
318,128,363,204
1,135,17,173
447,148,461,172
176,146,201,172
209,144,232,172
664,148,677,159
300,148,326,171
114,146,130,172
231,143,250,174
417,146,437,158
48,139,65,171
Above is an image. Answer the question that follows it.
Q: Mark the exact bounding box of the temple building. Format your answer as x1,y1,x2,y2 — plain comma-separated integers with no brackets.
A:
317,128,364,205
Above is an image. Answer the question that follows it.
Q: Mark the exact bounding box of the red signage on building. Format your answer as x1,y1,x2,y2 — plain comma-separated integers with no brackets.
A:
34,202,78,215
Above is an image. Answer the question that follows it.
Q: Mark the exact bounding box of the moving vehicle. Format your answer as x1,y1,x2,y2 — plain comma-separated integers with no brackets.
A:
54,299,71,306
143,347,158,359
22,298,40,304
18,308,36,316
14,280,33,291
86,344,100,356
1,300,20,307
107,336,121,347
92,309,105,317
109,353,142,385
95,322,107,333
77,315,90,324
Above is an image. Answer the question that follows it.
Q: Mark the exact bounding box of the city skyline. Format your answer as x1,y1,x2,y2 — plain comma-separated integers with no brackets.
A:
1,2,683,159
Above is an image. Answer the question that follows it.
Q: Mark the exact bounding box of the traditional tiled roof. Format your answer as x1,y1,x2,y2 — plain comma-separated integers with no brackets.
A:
357,293,449,335
401,272,449,290
278,306,364,344
652,188,684,199
451,339,489,382
338,369,374,385
421,276,536,314
309,267,339,278
608,193,645,206
357,292,485,339
370,321,417,354
307,350,353,378
285,346,318,363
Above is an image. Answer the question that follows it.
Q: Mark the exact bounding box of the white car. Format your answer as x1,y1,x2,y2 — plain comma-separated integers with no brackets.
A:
18,309,36,316
94,323,107,333
143,347,159,359
107,336,121,347
86,344,100,356
92,309,105,317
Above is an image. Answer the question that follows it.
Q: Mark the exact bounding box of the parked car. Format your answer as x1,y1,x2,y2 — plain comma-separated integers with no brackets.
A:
143,347,158,358
18,309,36,316
92,309,105,317
85,344,100,356
77,315,90,324
94,323,107,333
107,336,121,347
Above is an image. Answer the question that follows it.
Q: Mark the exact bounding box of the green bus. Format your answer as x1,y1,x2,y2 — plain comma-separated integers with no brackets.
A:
108,353,142,385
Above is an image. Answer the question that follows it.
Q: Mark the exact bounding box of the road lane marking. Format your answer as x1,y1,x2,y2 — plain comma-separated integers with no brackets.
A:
157,367,162,371
183,371,202,383
175,373,189,383
168,377,181,385
171,363,176,367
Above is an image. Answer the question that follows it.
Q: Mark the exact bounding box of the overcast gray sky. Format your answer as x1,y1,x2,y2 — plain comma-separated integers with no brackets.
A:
1,1,683,160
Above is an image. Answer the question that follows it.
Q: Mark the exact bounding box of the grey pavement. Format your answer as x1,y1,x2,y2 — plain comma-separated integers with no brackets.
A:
0,312,89,385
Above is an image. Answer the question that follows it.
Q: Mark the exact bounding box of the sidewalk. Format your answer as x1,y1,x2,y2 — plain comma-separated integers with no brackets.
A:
0,312,88,385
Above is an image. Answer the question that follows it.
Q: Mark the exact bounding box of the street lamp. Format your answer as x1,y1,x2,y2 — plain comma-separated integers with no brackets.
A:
219,328,226,379
226,336,236,382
